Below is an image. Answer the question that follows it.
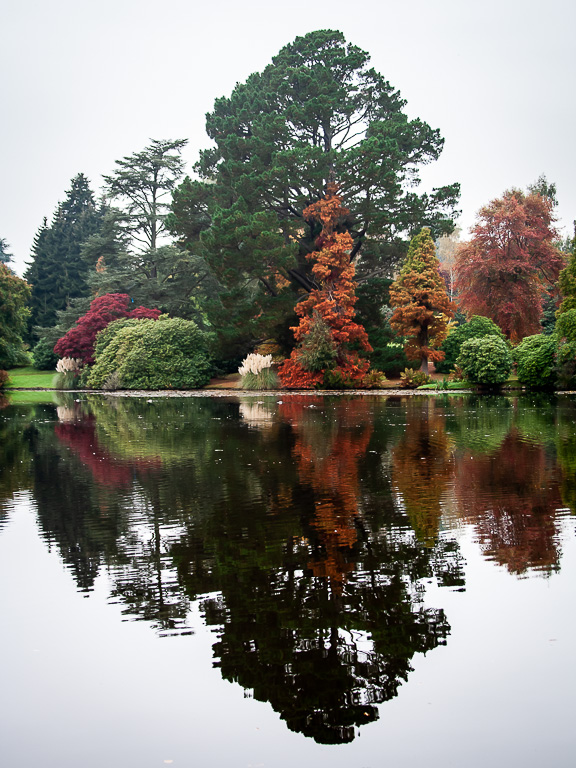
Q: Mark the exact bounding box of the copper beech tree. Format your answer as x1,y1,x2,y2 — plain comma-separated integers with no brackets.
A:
278,185,372,388
455,190,564,342
389,228,455,373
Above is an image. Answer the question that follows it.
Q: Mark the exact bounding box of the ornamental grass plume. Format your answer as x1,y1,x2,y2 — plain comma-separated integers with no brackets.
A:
56,357,83,373
238,353,278,390
238,353,274,377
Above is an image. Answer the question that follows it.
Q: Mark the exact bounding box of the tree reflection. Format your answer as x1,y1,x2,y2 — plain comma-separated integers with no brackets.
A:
392,398,455,546
187,397,452,743
4,392,576,742
455,426,563,574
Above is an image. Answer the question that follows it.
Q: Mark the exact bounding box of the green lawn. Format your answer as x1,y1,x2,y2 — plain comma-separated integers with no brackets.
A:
6,366,57,389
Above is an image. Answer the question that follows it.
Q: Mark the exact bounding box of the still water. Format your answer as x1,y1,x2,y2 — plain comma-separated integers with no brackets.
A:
0,392,575,768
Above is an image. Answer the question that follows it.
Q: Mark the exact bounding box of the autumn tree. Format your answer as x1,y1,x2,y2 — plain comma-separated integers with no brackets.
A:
455,189,564,342
54,293,161,364
278,185,372,388
389,228,455,373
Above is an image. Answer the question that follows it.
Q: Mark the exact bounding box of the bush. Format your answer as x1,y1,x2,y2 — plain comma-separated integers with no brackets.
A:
399,368,432,389
0,370,9,390
32,338,59,370
86,317,213,390
555,309,576,389
457,336,512,386
436,315,505,374
514,334,557,389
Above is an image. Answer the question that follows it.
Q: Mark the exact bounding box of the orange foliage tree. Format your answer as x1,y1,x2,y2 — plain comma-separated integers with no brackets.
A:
455,189,564,342
389,228,455,373
278,185,372,388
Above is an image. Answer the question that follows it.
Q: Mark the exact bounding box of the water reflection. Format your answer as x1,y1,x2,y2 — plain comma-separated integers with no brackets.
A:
0,392,575,743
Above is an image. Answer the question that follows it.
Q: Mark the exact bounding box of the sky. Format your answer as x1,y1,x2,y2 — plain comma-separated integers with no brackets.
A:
1,0,575,276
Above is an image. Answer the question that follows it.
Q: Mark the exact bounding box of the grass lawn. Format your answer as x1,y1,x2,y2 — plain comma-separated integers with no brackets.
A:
6,366,57,389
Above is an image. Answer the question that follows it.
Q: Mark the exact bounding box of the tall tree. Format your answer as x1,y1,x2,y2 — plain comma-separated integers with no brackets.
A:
455,189,564,342
168,30,460,351
0,263,31,368
278,185,372,388
25,174,107,332
103,138,187,256
389,228,455,372
0,238,13,264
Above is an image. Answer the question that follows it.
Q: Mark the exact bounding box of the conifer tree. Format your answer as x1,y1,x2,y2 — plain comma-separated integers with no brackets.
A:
25,175,107,333
389,228,455,373
278,185,371,388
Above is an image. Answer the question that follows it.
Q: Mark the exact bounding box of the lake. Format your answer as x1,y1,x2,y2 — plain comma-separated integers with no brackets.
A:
0,391,575,768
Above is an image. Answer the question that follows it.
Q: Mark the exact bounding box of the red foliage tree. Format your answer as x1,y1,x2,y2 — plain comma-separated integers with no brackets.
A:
54,293,161,364
389,228,455,373
278,185,372,388
455,190,564,342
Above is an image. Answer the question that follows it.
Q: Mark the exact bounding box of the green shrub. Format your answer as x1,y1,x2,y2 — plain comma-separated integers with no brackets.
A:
32,338,59,370
457,336,512,386
399,368,432,389
555,309,576,390
514,334,557,389
87,317,213,390
436,315,505,374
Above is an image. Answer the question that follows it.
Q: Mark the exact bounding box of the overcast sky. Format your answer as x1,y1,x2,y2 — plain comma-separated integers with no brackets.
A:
2,0,575,276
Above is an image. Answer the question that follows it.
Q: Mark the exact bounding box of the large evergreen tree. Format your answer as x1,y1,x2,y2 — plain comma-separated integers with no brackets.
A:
25,174,107,333
168,30,460,352
0,238,13,264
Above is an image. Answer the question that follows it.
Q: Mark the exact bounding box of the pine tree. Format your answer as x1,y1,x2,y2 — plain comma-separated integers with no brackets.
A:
25,175,107,334
278,185,372,388
389,228,455,373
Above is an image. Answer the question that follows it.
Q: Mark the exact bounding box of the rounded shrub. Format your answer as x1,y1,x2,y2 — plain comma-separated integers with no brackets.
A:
457,336,512,386
87,317,213,390
436,315,505,374
514,334,557,389
555,309,576,390
32,338,59,370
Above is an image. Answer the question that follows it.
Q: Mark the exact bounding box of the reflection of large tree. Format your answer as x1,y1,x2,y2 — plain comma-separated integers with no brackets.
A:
392,398,455,546
455,426,563,574
184,397,452,744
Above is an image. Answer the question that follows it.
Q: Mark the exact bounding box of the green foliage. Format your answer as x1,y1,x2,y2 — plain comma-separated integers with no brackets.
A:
399,368,432,389
557,226,576,314
514,334,557,389
356,278,408,376
555,308,576,389
168,30,459,353
32,338,58,370
240,367,279,391
436,315,505,373
457,336,512,386
25,174,108,334
0,263,31,368
86,317,213,390
54,371,81,390
297,311,338,373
